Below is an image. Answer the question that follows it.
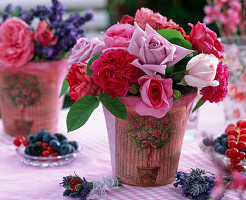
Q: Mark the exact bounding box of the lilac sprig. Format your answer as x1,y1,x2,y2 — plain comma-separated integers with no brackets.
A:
174,168,223,200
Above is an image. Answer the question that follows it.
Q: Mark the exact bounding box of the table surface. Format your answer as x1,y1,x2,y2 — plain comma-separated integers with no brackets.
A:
0,103,241,200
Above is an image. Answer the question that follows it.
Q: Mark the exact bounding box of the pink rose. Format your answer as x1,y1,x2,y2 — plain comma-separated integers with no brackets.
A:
135,8,167,30
152,129,161,137
159,19,186,37
148,121,157,128
103,24,135,48
132,123,139,130
186,22,224,59
136,75,173,118
35,20,57,47
0,17,34,67
184,54,219,89
120,15,135,25
68,37,106,66
162,117,169,125
128,24,193,76
90,49,142,97
138,132,146,139
66,62,101,101
161,133,168,140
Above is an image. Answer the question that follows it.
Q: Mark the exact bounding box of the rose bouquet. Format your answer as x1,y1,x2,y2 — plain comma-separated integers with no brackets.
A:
62,7,229,132
0,0,93,66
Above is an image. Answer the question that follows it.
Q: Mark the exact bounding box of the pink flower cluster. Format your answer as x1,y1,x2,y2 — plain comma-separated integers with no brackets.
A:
66,7,229,118
204,0,242,36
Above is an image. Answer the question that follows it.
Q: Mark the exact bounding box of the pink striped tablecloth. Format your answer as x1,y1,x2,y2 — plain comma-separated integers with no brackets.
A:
0,104,240,200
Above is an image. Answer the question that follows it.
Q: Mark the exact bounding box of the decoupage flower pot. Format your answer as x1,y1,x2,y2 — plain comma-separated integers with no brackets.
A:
103,89,197,186
0,59,68,136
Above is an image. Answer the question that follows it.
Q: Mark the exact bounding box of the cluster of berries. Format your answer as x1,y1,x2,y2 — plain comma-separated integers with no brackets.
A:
13,129,78,157
224,120,246,172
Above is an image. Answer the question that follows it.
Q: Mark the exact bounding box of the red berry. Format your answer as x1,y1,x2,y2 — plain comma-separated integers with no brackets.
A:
226,128,238,136
23,140,30,147
239,134,246,142
17,136,26,142
238,151,245,160
41,143,49,151
225,149,231,157
227,124,236,129
230,148,239,157
237,165,244,172
240,121,246,129
227,135,236,141
228,140,237,149
231,157,241,164
41,151,50,157
13,138,22,147
237,141,246,150
241,128,246,135
36,141,42,145
237,120,243,128
46,146,54,153
51,152,59,157
69,177,83,192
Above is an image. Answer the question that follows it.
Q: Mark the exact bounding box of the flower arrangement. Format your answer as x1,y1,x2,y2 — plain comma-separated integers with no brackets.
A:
204,0,244,36
62,7,229,132
0,0,93,67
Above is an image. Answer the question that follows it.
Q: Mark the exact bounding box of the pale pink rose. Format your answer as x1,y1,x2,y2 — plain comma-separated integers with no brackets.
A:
128,24,193,77
0,17,34,67
136,75,173,118
132,123,139,130
68,37,106,66
135,8,167,30
138,132,146,139
103,24,135,48
184,54,220,89
152,129,161,137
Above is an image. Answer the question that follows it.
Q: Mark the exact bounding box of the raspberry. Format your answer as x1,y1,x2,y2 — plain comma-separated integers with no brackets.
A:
40,142,49,151
41,151,50,157
46,146,54,153
13,138,22,147
17,136,26,142
23,140,30,147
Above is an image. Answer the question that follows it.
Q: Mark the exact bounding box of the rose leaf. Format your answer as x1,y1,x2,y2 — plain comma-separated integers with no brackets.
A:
60,75,69,97
86,54,101,75
192,98,206,113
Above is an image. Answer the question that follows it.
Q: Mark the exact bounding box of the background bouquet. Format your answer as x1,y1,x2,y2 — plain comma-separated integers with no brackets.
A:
0,0,93,67
62,7,230,132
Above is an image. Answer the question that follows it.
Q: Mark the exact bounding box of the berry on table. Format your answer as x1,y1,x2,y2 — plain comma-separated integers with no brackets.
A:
41,151,50,157
55,133,67,142
28,134,37,144
42,132,51,143
13,138,22,147
23,140,30,147
49,139,61,151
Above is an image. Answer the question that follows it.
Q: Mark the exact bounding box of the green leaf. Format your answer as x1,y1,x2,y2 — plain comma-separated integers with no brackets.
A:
64,185,70,190
12,8,20,17
165,66,174,77
87,54,101,75
66,95,99,132
192,98,206,113
75,184,83,192
157,29,184,41
69,192,79,197
173,90,182,102
60,76,69,97
170,71,186,83
100,93,127,120
169,38,192,50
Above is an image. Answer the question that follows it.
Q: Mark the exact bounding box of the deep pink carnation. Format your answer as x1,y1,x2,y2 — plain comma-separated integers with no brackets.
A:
66,62,101,101
90,49,143,97
200,61,229,103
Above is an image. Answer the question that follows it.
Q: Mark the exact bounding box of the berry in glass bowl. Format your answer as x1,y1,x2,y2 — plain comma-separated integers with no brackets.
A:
14,129,81,167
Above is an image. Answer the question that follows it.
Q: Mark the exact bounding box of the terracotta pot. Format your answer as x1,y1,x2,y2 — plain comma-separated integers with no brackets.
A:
0,59,68,136
103,89,197,186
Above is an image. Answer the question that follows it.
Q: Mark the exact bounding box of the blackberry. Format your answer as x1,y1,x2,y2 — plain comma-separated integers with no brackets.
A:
55,133,67,142
25,143,42,156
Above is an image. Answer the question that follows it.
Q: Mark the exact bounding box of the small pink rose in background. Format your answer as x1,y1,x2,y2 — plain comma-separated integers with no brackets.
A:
162,117,169,125
136,75,173,118
233,109,241,119
0,17,34,67
90,49,142,97
148,121,157,128
68,37,106,66
186,22,224,59
152,129,161,137
135,7,167,30
120,15,135,25
234,92,245,102
161,133,168,140
103,24,135,48
132,123,139,130
128,24,193,76
66,62,101,101
138,132,146,139
228,84,238,97
241,72,246,83
11,90,19,96
184,54,220,89
35,20,57,47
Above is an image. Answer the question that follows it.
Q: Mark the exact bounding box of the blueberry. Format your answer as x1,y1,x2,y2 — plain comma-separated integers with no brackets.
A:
221,133,227,138
221,138,228,146
60,144,73,155
42,132,51,142
49,134,58,141
55,133,67,142
49,139,61,151
214,143,221,152
61,140,68,145
215,137,222,144
68,141,78,150
37,129,48,141
217,146,227,155
28,134,37,144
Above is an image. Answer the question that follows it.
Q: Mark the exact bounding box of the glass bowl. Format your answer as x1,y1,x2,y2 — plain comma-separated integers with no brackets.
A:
16,145,81,167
